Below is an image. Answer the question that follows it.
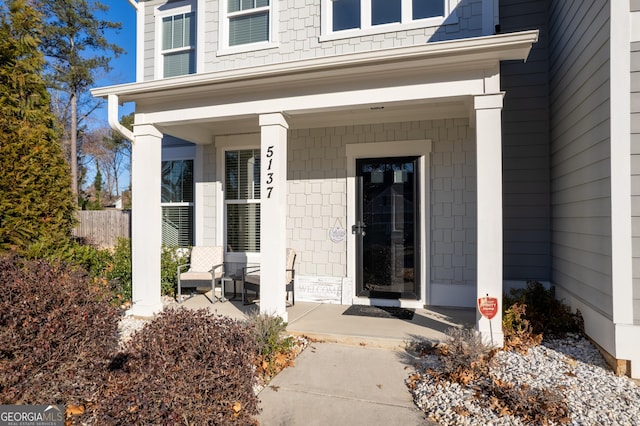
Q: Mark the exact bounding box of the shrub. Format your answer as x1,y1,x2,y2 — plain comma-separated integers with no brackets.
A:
503,281,583,338
247,311,293,356
91,309,260,425
436,327,495,384
161,245,189,296
502,302,543,354
106,237,132,302
246,311,296,381
23,238,113,279
0,254,121,407
430,326,570,424
486,379,569,424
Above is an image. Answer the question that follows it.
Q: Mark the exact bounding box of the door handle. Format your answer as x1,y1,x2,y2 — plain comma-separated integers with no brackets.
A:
351,222,367,236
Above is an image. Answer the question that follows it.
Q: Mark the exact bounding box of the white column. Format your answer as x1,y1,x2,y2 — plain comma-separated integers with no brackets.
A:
475,93,505,347
129,123,163,317
259,113,289,321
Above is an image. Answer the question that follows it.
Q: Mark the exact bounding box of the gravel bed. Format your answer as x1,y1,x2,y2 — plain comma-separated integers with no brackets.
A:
408,334,640,425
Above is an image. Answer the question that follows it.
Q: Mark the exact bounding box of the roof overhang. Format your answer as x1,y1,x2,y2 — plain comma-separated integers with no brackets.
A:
92,30,538,103
91,30,538,142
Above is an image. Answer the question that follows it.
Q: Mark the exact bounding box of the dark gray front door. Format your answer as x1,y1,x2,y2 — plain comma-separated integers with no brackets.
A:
354,157,420,299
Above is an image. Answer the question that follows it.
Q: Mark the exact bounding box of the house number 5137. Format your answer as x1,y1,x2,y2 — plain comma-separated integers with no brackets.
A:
265,145,274,198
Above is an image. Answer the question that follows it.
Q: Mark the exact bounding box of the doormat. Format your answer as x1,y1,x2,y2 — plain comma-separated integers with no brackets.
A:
342,305,415,320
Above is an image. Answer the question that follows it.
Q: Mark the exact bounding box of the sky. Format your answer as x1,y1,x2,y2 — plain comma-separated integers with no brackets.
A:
92,0,138,127
83,1,137,192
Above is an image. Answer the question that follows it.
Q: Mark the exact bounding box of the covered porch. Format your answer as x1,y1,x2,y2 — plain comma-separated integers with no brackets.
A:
172,293,476,349
93,30,538,347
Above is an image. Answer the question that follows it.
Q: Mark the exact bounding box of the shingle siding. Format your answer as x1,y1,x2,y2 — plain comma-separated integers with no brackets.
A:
499,0,551,281
549,0,613,318
282,119,477,284
142,0,487,80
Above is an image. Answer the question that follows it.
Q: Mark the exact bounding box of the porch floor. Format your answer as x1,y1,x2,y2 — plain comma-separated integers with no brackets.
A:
174,291,476,349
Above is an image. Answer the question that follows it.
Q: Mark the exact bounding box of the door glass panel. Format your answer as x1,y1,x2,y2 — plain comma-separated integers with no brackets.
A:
356,157,419,299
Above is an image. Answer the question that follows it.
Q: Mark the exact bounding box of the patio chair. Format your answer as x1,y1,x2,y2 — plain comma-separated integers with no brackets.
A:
177,246,225,303
242,248,296,306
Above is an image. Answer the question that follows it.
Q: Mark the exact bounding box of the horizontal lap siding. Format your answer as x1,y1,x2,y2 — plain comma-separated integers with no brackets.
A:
142,0,163,81
500,0,551,281
631,40,640,324
549,0,613,318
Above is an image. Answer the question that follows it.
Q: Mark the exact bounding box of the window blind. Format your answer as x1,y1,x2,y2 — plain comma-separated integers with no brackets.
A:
162,12,195,77
225,149,261,252
229,12,269,46
162,206,193,247
164,51,195,78
225,150,260,200
226,204,260,252
161,160,194,247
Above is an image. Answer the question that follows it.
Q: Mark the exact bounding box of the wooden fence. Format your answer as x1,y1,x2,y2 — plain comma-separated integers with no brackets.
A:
73,210,131,248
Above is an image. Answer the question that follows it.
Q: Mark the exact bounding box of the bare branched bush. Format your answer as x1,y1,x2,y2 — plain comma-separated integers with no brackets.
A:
485,379,570,424
436,328,496,384
92,309,260,425
0,254,121,407
502,302,543,354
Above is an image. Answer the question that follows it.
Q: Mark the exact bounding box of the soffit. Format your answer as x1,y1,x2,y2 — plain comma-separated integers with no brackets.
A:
92,30,539,105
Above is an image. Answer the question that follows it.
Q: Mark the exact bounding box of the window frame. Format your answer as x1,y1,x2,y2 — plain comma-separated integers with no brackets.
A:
155,0,197,79
218,0,279,56
224,148,261,253
320,0,460,42
161,158,195,248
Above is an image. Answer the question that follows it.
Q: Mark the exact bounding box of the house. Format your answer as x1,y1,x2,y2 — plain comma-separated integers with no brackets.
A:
92,0,640,378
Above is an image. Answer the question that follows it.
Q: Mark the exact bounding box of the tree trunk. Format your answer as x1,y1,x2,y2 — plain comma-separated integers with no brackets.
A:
71,91,78,201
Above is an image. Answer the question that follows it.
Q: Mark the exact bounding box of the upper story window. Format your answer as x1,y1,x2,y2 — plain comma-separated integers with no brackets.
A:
228,0,270,46
323,0,456,40
156,1,196,78
162,12,195,77
219,0,277,55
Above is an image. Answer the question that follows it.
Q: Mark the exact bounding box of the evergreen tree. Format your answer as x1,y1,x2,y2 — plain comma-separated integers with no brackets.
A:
39,0,123,200
91,162,103,210
0,0,76,253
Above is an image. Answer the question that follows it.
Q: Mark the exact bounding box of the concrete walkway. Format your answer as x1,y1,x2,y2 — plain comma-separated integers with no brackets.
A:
174,293,474,425
256,342,429,425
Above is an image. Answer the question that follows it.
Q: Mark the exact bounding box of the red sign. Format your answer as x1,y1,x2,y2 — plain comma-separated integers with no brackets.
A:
478,297,499,320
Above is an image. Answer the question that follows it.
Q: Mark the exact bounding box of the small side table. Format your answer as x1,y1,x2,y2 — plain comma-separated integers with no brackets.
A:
216,276,231,303
225,274,240,301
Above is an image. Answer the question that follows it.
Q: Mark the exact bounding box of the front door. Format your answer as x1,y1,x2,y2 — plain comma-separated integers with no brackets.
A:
354,157,420,299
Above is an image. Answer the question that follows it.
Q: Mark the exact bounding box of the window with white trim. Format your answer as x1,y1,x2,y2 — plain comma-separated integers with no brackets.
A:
226,0,271,47
225,149,261,252
161,160,194,247
324,0,457,38
159,6,196,78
